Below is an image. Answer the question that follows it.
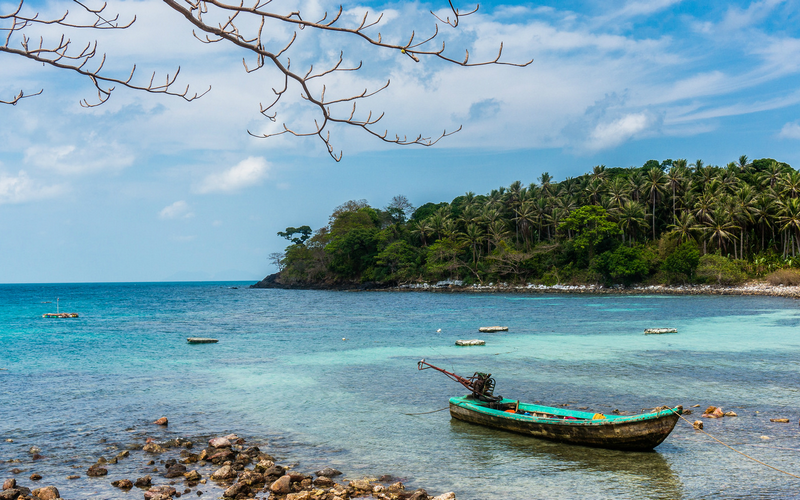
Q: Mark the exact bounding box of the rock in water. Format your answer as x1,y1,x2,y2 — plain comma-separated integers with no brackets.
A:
32,486,60,499
86,465,108,477
111,479,133,489
153,417,168,426
314,467,342,477
184,470,201,482
432,493,457,500
208,437,231,448
134,475,152,488
693,420,704,430
210,465,236,480
702,407,723,418
770,418,790,423
143,443,165,454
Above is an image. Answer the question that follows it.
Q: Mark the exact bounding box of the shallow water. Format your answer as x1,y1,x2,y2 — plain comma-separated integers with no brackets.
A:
2,283,800,498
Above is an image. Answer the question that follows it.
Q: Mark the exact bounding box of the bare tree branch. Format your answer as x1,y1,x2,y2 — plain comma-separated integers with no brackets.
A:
2,0,532,160
1,0,207,106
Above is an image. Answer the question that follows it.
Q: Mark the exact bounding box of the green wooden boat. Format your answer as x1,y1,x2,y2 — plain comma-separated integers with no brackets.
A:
418,359,682,451
449,396,682,451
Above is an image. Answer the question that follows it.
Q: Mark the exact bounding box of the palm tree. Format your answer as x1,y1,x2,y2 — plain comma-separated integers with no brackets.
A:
779,198,800,258
702,208,738,256
780,171,800,199
615,200,647,244
487,220,511,251
666,162,687,220
591,165,607,183
752,194,777,252
760,160,782,189
645,167,667,241
738,155,749,170
585,178,604,205
513,201,537,249
628,171,646,202
459,223,486,265
606,177,629,208
409,219,433,247
731,185,756,259
667,211,698,245
538,172,554,198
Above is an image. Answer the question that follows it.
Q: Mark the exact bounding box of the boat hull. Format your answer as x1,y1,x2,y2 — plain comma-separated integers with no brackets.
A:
449,397,681,451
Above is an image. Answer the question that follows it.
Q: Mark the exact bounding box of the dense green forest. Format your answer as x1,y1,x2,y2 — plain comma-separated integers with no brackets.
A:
270,156,800,287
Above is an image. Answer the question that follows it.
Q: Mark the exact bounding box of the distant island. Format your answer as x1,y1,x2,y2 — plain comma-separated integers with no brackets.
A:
253,156,800,291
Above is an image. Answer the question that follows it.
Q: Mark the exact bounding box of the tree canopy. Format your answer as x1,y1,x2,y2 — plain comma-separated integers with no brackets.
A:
272,157,800,287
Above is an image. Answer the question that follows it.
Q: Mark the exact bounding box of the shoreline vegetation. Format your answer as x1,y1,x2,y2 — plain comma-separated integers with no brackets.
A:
252,274,800,299
258,157,800,296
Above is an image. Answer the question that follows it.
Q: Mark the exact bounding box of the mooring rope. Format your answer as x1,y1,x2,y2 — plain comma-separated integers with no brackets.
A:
404,406,450,416
671,409,800,479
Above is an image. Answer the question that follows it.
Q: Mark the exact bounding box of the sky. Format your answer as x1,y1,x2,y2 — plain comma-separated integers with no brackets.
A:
2,0,800,283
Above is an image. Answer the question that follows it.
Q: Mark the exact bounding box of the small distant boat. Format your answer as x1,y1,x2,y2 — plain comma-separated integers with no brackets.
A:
479,326,508,332
455,339,485,346
644,328,677,334
43,313,79,318
42,298,78,318
187,338,218,344
419,359,681,451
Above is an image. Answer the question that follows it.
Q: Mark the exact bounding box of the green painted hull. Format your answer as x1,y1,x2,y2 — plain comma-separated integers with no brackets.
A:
449,396,682,451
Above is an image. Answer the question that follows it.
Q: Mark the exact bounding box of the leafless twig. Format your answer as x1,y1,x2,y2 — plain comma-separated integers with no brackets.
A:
2,0,532,160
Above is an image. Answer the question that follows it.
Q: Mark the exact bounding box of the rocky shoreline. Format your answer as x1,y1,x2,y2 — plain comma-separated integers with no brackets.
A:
251,274,800,299
2,425,455,500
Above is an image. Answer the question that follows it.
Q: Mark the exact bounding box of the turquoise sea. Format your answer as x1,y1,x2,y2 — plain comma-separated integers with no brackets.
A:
2,283,800,499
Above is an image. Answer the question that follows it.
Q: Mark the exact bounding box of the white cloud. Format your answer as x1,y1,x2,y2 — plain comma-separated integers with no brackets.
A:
0,170,65,204
194,157,270,194
24,141,134,176
586,112,656,151
159,200,194,219
779,122,800,140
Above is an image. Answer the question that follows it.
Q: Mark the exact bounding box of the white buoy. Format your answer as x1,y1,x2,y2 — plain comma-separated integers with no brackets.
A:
436,328,442,333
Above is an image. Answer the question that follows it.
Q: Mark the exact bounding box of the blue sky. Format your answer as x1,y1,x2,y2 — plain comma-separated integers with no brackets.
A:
2,0,800,283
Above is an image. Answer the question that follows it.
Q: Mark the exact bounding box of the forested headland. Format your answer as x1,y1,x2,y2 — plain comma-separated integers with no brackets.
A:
260,157,800,289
